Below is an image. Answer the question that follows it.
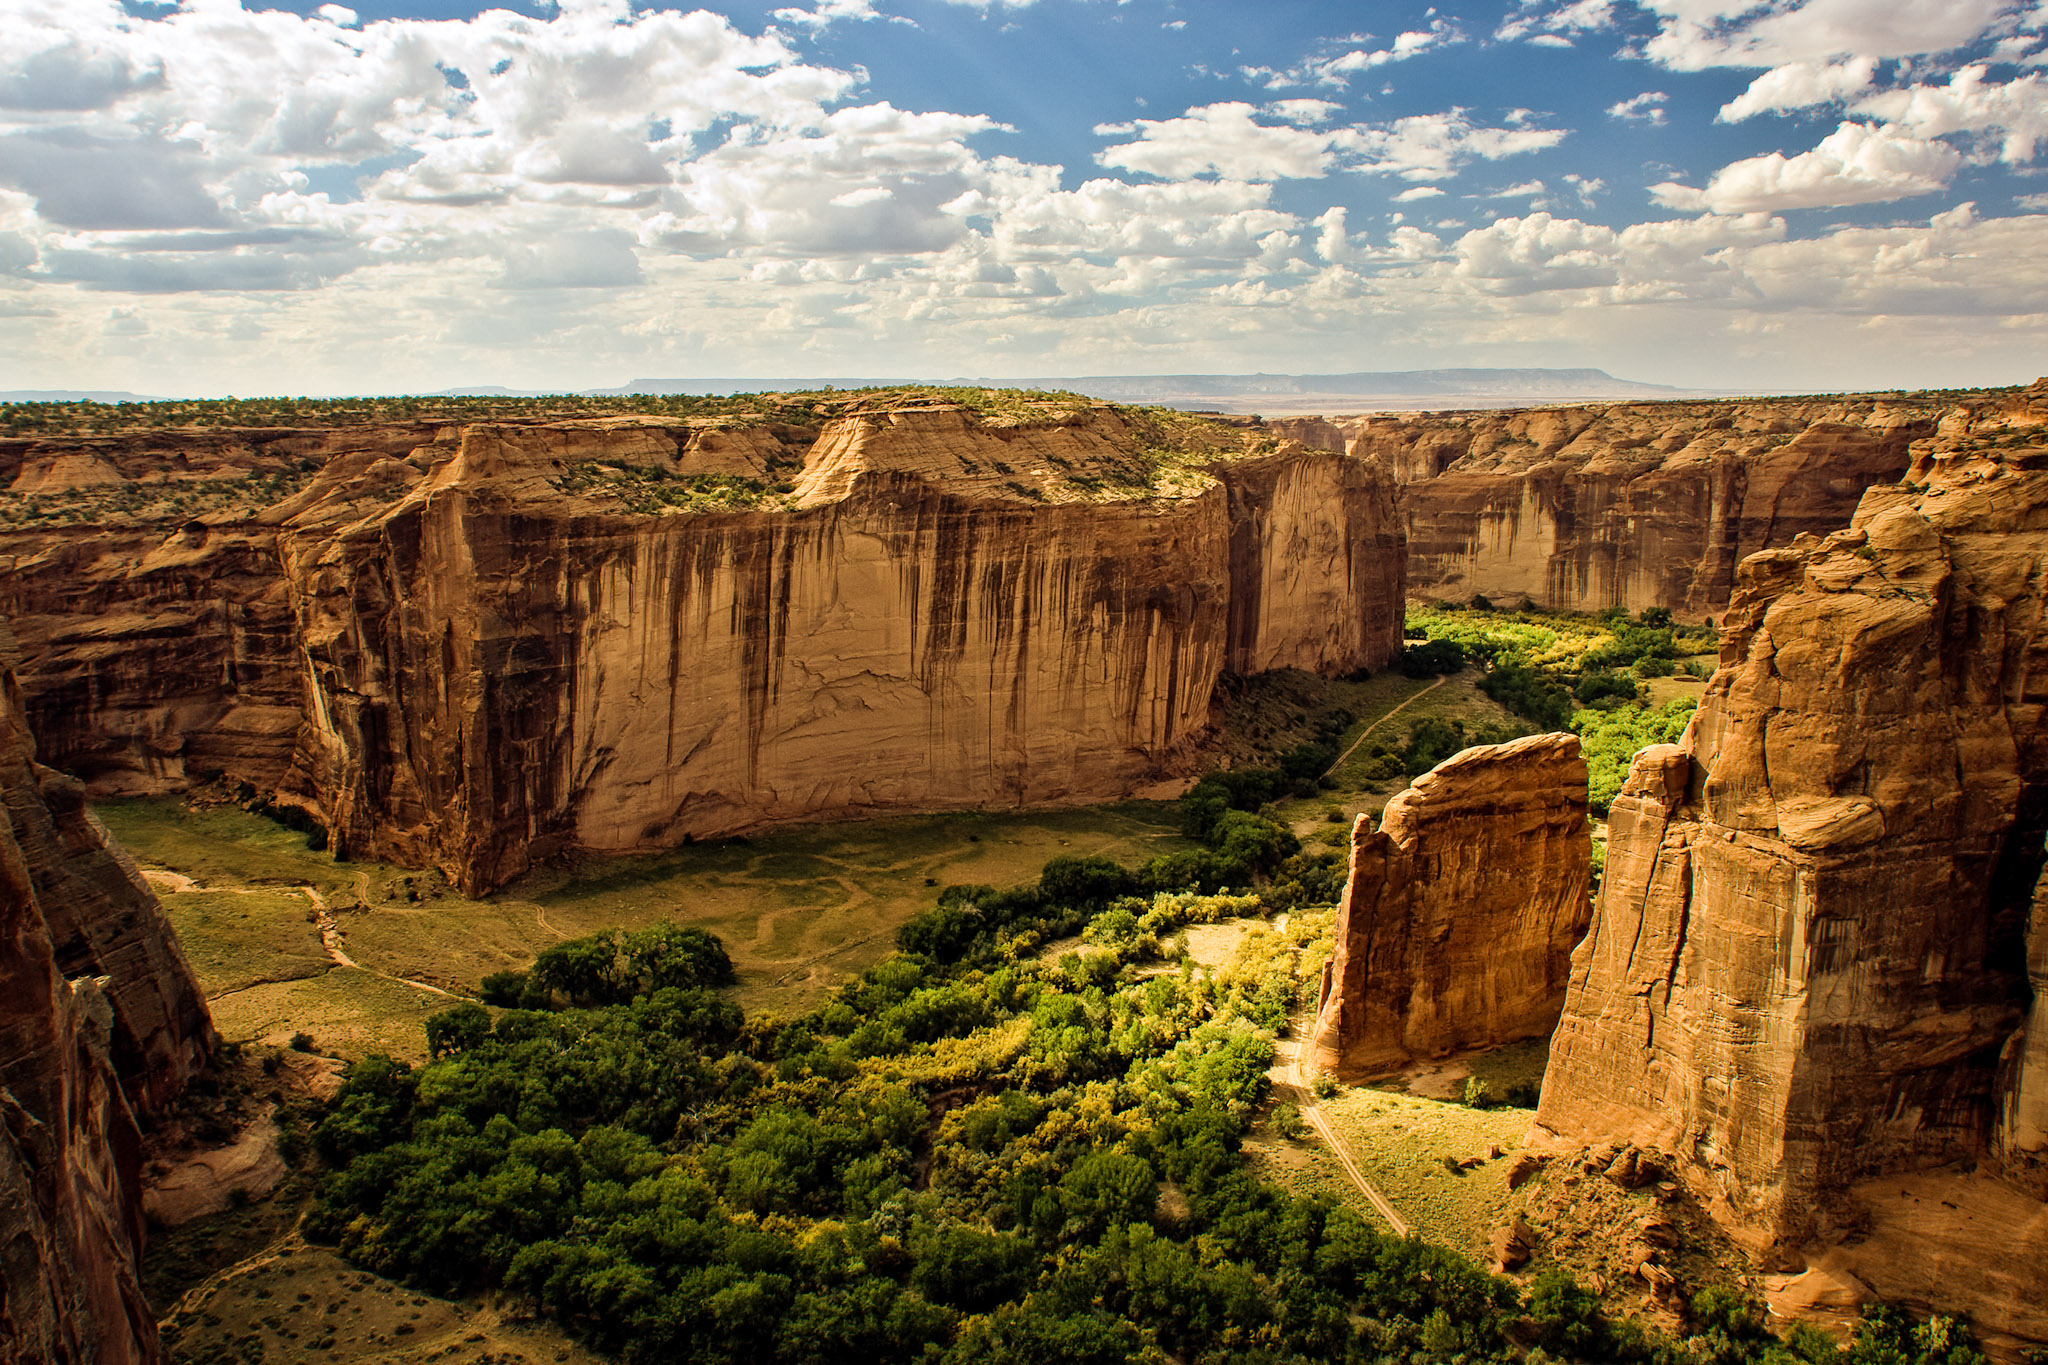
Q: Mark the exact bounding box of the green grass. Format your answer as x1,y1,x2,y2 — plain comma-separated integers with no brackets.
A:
161,890,327,996
1288,1086,1535,1258
99,796,1196,1056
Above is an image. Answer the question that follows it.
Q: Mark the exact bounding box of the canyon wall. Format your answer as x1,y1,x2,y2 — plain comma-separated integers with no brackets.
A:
1,400,1403,894
1329,394,1961,616
1311,732,1591,1076
1534,381,2048,1344
0,629,214,1364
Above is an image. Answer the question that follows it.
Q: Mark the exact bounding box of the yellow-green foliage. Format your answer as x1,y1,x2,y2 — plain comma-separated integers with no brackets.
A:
1572,697,1699,812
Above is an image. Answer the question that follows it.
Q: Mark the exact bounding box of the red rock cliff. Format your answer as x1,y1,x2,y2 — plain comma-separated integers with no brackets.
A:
0,627,214,1364
1533,381,2048,1347
1,399,1404,895
1311,732,1591,1076
1337,393,1960,616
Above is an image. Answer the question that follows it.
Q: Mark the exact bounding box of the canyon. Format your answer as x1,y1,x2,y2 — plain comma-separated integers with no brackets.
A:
6,379,2048,1358
1,396,1404,894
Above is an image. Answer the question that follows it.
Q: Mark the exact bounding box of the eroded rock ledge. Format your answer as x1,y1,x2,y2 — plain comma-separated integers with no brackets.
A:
1311,732,1592,1076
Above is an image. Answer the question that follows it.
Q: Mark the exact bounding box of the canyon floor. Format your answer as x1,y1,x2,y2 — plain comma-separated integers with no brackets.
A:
128,652,1716,1363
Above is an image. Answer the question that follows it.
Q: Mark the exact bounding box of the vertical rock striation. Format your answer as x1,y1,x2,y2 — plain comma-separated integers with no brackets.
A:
1,627,214,1364
1341,394,1946,616
1534,381,2048,1343
276,425,1403,894
1311,733,1592,1076
1,401,1405,896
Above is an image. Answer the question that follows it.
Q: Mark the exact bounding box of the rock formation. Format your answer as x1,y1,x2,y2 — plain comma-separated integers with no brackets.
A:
0,626,214,1364
1311,732,1592,1076
1534,380,2048,1347
1335,393,1960,616
1,397,1404,894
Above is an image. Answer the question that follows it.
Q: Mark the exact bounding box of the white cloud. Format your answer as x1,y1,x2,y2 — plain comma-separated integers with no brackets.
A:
1242,20,1462,89
1854,66,2048,164
1642,0,2011,72
1497,1,1616,44
1097,103,1342,180
771,0,883,30
1652,120,1960,213
1608,91,1670,123
1097,103,1564,184
1719,57,1878,120
1394,186,1446,201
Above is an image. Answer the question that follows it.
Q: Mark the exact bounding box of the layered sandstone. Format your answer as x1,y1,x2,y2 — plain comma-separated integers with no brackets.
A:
0,631,214,1364
1,397,1404,894
1534,381,2048,1342
1311,732,1591,1075
1332,393,1963,616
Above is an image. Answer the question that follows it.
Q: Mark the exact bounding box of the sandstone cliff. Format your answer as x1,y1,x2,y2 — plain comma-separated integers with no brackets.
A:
1533,380,2048,1343
1,396,1404,895
1329,393,1970,616
0,629,214,1364
1311,732,1591,1076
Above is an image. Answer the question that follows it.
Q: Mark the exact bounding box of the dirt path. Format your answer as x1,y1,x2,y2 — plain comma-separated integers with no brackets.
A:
1283,1022,1412,1236
1324,675,1450,779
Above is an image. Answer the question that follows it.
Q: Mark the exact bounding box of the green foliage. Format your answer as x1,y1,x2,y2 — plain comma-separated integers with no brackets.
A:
311,827,1991,1365
1400,637,1467,677
1571,697,1699,815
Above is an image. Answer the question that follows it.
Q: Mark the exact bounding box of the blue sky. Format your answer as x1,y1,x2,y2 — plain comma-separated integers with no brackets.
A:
2,0,2046,395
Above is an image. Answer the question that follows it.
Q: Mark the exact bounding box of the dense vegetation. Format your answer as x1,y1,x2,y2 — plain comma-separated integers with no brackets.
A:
1405,603,1714,814
0,385,1111,438
299,769,1991,1365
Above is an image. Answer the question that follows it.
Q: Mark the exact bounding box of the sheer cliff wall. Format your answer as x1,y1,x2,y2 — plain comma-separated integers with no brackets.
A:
1532,381,2048,1347
1284,394,1972,617
1,402,1403,895
0,627,214,1364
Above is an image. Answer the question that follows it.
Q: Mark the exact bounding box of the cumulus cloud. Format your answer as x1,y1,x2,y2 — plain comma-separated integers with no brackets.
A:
1496,0,1616,46
1243,20,1463,89
1855,65,2048,163
1641,0,2010,72
1097,104,1346,180
1652,120,1960,213
1719,57,1878,120
1608,91,1670,123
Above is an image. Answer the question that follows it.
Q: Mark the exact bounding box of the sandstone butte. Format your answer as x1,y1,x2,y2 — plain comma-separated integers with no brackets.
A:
0,395,1405,895
1310,732,1592,1076
1533,379,2048,1353
1271,391,1958,618
0,623,215,1365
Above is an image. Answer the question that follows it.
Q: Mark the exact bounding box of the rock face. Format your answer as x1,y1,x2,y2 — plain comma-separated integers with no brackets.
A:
1311,732,1591,1076
1334,393,1961,616
0,629,214,1364
2,399,1404,895
1534,381,2048,1344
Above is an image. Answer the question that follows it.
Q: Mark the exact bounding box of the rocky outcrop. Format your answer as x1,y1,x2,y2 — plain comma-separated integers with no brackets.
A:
1311,732,1591,1075
1336,393,1964,616
1,398,1404,895
1,629,214,1364
1534,381,2048,1344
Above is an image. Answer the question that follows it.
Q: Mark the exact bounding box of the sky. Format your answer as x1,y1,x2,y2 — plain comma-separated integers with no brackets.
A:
2,0,2047,396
